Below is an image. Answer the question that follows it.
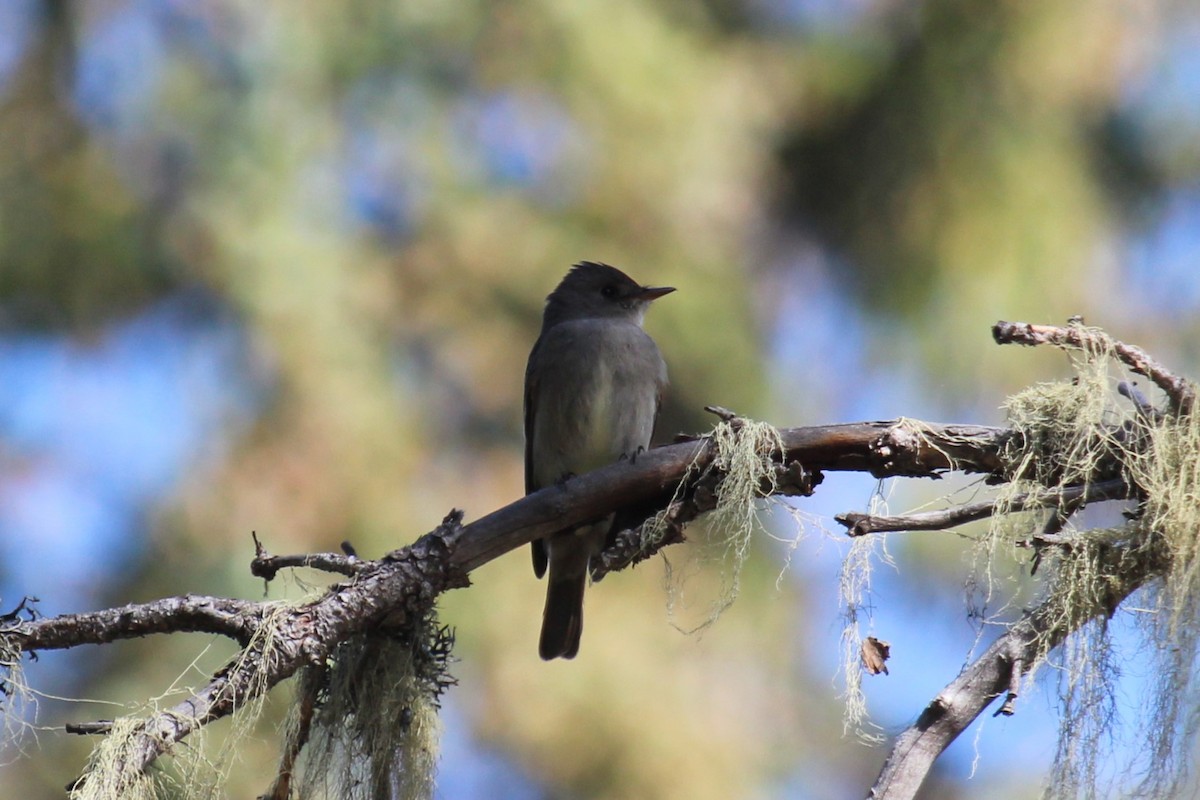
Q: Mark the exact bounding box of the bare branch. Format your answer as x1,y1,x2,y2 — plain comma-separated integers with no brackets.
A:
993,320,1195,413
867,531,1166,799
65,513,468,796
251,531,366,580
0,416,1103,795
0,417,1010,788
452,420,1011,575
7,595,265,651
1,314,1192,800
837,500,996,537
835,478,1131,537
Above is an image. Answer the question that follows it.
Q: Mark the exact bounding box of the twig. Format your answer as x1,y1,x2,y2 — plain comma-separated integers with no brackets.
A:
251,531,365,580
8,596,265,651
836,479,1130,537
995,658,1022,717
1118,381,1164,422
0,597,38,624
261,663,325,800
993,320,1195,414
704,405,740,422
837,501,995,537
1027,482,1089,575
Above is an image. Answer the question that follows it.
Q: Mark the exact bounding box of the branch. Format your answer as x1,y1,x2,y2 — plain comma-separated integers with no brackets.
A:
864,323,1193,797
262,663,325,800
1,417,1011,790
3,319,1187,798
867,536,1166,799
250,532,366,580
835,478,1131,537
1117,380,1164,423
8,596,265,651
993,320,1195,414
62,514,467,796
451,420,1011,574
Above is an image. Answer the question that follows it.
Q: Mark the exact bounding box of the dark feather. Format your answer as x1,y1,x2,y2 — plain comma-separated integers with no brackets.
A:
539,573,585,660
525,334,549,578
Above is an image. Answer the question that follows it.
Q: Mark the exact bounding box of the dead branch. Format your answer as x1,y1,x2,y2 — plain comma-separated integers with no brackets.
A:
42,515,468,797
864,321,1194,798
835,477,1131,537
250,532,366,580
867,535,1166,799
9,595,265,650
993,320,1195,413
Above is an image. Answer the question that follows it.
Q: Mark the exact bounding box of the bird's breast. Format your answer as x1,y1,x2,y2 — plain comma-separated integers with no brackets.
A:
530,320,664,486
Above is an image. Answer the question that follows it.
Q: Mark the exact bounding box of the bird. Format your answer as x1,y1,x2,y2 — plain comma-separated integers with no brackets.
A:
524,261,674,659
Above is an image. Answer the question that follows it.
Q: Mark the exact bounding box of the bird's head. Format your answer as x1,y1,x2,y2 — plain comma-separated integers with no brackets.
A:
543,261,674,326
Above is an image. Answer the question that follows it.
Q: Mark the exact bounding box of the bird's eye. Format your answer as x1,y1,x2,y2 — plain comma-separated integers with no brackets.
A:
600,285,618,299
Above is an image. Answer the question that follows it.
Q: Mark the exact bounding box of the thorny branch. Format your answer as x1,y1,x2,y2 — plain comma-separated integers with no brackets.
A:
0,319,1189,800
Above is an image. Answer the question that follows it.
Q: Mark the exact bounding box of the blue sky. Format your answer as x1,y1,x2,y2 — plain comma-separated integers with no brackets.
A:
0,293,258,617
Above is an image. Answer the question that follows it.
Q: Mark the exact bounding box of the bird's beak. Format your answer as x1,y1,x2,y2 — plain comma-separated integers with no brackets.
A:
636,285,676,301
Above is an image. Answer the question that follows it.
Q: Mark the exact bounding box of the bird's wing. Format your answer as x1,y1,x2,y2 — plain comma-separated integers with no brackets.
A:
525,335,549,578
655,347,669,430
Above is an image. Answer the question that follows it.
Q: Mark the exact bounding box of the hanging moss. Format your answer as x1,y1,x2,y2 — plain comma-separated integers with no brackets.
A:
288,610,455,800
642,416,785,634
980,327,1199,798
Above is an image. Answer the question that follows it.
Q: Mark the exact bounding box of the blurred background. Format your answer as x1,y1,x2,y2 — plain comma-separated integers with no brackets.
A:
0,0,1198,797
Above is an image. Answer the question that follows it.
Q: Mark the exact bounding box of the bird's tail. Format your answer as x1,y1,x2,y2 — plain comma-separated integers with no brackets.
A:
539,573,586,660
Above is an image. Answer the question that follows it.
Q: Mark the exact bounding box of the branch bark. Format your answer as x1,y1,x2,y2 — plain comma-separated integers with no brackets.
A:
835,478,1131,537
13,595,265,650
992,320,1195,413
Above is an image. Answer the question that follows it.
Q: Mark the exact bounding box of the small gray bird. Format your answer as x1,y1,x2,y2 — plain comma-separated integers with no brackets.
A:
525,262,674,660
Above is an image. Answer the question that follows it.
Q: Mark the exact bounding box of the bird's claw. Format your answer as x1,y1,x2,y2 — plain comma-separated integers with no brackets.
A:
618,445,647,465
